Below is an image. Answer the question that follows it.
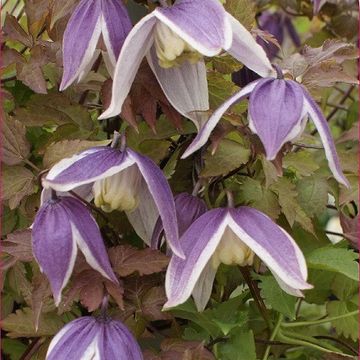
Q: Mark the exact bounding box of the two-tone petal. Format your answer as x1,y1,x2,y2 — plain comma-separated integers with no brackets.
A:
165,207,312,310
32,196,117,305
248,78,305,160
60,0,131,90
46,316,143,360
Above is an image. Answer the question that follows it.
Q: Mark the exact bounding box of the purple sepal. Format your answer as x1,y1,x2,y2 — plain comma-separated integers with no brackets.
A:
127,149,183,258
32,196,117,305
249,78,304,160
47,316,143,360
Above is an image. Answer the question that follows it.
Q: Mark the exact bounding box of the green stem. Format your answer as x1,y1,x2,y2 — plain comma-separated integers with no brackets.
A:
277,331,335,354
262,314,283,360
281,310,359,328
281,331,342,353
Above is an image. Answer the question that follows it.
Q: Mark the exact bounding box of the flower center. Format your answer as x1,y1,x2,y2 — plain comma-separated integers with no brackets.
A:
154,22,202,68
93,165,141,212
212,227,255,269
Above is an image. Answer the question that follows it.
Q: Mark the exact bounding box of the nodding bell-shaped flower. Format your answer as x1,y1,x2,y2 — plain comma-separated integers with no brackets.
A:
165,206,313,311
99,0,274,129
46,315,143,360
151,192,207,250
42,134,183,259
182,72,349,187
32,194,118,306
60,0,132,90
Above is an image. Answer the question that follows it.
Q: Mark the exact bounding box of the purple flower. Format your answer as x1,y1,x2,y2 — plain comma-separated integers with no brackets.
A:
165,207,312,311
32,195,117,306
46,316,143,360
151,192,207,250
99,0,274,129
257,12,301,60
182,76,349,187
42,139,183,258
60,0,132,90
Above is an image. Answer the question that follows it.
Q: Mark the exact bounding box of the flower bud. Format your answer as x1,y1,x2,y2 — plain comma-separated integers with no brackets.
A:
93,165,142,212
212,227,254,269
154,22,202,68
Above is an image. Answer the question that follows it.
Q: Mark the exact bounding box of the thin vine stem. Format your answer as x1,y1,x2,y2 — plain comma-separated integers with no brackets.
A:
281,310,359,328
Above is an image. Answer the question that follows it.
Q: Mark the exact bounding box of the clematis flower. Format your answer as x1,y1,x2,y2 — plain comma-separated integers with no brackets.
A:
46,316,143,360
257,11,300,60
181,75,349,187
165,206,313,311
99,0,274,128
32,194,117,306
151,192,207,250
42,137,183,258
60,0,132,90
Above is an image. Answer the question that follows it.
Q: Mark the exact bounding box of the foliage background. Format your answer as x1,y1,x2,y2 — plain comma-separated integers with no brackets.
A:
1,0,358,359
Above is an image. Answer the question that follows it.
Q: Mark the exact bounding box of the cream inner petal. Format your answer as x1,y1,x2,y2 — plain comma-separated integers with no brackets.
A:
93,165,142,212
211,227,255,269
154,21,202,68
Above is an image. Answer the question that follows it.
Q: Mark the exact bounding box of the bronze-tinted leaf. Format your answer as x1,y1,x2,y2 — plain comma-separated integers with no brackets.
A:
2,116,31,166
109,245,169,277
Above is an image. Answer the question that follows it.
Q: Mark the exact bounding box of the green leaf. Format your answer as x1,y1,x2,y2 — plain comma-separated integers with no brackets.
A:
14,93,94,130
207,72,246,115
305,270,334,304
258,275,297,319
201,139,250,177
260,156,279,188
168,300,220,338
271,178,314,233
1,307,69,338
137,139,171,162
327,297,358,341
297,175,328,216
217,329,257,360
283,151,320,177
224,0,256,30
2,338,27,360
306,246,358,281
213,54,243,74
208,296,248,335
235,177,281,219
331,274,358,301
2,165,36,210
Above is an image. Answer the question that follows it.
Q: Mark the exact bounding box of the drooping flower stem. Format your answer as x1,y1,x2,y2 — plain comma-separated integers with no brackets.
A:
192,180,202,196
239,266,272,330
225,190,234,208
111,130,122,149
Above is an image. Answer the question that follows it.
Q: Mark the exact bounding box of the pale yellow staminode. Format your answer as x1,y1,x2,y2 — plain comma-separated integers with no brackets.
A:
93,165,141,212
212,227,255,269
154,22,202,68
